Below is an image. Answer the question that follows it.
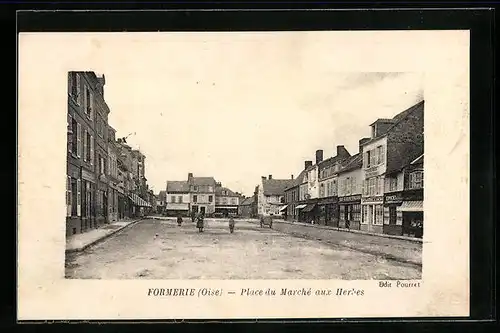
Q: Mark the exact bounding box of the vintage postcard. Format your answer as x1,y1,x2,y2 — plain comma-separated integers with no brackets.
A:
17,30,469,320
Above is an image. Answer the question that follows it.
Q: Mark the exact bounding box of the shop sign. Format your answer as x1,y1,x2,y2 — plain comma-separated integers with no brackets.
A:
339,194,361,203
318,197,338,205
384,192,403,204
361,196,383,204
365,165,383,178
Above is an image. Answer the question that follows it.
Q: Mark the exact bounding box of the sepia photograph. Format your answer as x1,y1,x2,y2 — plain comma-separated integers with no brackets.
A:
18,28,469,320
63,69,424,281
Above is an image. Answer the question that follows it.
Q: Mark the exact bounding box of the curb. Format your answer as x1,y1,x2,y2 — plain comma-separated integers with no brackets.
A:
249,220,422,267
65,218,144,254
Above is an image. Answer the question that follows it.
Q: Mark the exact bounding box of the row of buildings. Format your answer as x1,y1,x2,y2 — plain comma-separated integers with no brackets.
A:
66,71,155,237
253,100,424,238
163,173,242,217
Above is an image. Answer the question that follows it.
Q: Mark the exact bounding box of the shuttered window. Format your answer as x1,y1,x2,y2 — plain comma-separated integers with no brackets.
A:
66,176,72,217
76,179,81,216
76,123,82,158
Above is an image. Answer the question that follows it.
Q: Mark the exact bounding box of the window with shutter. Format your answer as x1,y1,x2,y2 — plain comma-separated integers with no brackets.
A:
76,123,82,158
90,135,94,166
77,179,81,216
90,91,94,121
67,176,72,217
76,73,81,105
67,114,73,152
83,130,87,162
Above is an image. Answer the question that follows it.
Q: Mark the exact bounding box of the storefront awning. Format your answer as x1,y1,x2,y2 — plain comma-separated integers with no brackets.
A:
215,206,238,209
128,193,152,208
399,201,423,212
295,204,307,210
279,205,288,212
302,204,316,212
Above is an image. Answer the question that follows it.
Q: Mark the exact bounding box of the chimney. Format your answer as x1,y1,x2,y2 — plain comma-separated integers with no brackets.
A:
336,145,350,158
304,160,313,170
268,175,272,180
261,176,267,180
291,174,294,180
188,173,193,180
358,138,370,153
315,150,324,165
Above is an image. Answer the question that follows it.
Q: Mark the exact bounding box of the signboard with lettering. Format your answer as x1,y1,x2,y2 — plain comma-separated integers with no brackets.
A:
384,192,403,204
361,196,384,204
365,165,383,178
339,194,361,203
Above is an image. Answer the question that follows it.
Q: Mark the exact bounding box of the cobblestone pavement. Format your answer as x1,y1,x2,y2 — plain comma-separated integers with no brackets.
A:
65,218,422,280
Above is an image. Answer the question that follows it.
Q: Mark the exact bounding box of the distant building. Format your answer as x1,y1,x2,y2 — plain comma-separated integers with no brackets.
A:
188,173,216,216
156,190,166,214
166,181,190,216
337,151,363,230
215,183,240,217
256,175,294,217
238,196,255,218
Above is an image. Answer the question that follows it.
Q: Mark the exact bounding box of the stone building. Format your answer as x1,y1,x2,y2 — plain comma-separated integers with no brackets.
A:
214,183,240,217
66,71,110,236
166,181,191,216
360,100,424,235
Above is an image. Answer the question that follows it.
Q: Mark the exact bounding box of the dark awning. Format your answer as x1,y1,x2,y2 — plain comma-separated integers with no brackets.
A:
302,204,316,212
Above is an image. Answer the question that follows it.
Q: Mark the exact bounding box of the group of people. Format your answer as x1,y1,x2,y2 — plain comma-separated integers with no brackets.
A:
176,212,236,233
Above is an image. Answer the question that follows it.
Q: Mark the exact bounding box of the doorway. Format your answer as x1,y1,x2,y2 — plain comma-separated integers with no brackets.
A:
200,206,206,215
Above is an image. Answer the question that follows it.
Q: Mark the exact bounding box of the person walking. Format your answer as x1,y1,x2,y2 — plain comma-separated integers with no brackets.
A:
229,216,235,233
196,212,204,232
177,213,183,226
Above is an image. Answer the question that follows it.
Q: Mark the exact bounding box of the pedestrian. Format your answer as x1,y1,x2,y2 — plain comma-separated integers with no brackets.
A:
191,210,196,223
260,216,264,228
229,216,235,233
196,212,204,232
177,213,183,226
269,215,273,229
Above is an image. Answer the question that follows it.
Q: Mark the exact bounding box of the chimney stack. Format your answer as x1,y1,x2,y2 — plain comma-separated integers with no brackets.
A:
337,145,350,158
188,172,193,180
261,176,267,180
315,149,324,165
268,175,273,180
304,160,313,170
358,138,370,153
291,174,294,180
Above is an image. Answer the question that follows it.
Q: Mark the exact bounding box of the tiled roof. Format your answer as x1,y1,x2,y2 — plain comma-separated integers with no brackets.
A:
215,186,237,196
166,181,190,193
189,177,216,186
285,169,307,190
338,153,362,173
262,179,295,196
240,197,254,206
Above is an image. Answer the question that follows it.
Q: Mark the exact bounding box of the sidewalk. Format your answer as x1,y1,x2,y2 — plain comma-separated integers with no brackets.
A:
66,218,143,253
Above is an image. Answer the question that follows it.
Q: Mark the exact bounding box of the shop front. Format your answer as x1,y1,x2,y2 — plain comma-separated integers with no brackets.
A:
339,194,361,230
81,168,96,232
361,196,384,234
399,189,424,238
317,197,338,227
383,191,403,235
215,205,239,217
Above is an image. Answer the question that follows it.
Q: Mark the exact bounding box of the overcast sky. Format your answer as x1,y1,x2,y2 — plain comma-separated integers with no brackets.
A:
101,33,423,197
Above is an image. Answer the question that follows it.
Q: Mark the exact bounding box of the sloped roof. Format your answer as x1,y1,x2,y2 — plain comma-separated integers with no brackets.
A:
189,177,216,186
285,169,307,191
240,197,255,206
361,100,424,147
166,181,190,193
338,153,362,173
215,186,237,196
262,179,294,196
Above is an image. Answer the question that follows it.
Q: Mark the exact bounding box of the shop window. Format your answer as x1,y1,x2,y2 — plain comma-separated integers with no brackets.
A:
374,205,384,225
409,171,424,189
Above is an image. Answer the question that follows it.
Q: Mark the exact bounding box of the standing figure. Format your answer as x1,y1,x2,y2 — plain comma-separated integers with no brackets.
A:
191,210,196,223
229,216,235,233
177,214,183,226
260,216,264,228
196,212,204,232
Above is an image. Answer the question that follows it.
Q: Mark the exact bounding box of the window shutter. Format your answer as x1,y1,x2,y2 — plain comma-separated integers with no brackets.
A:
76,123,82,157
67,176,71,217
90,91,94,121
381,145,385,164
77,179,81,216
90,135,94,166
67,114,72,152
83,130,87,161
76,73,81,105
